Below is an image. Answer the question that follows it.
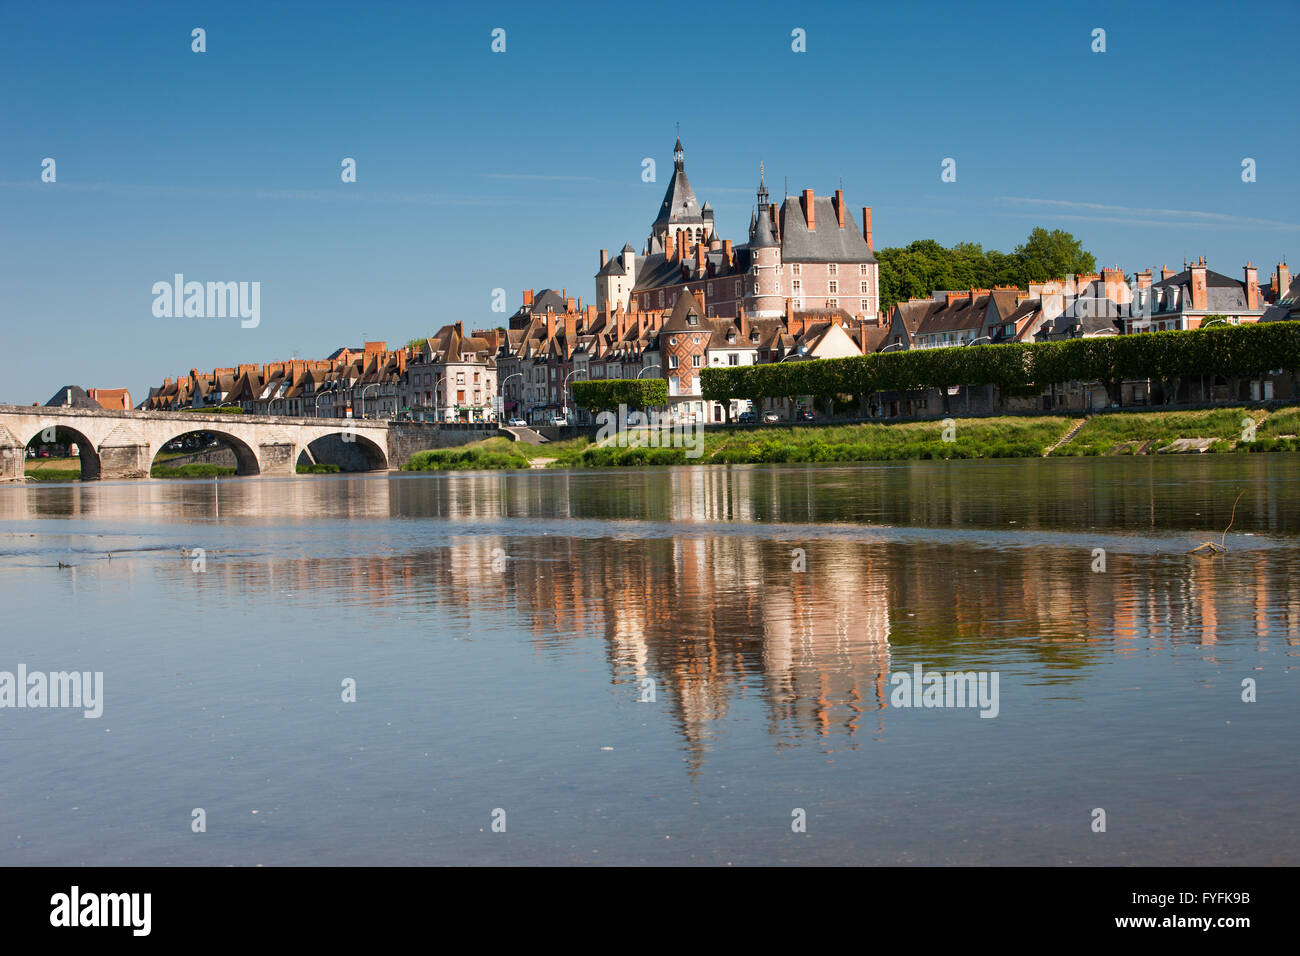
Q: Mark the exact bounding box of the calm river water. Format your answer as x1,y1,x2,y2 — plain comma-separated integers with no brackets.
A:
1,456,1298,865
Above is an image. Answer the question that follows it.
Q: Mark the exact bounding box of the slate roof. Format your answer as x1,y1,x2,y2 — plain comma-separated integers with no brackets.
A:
778,196,876,264
45,385,100,409
1150,268,1254,313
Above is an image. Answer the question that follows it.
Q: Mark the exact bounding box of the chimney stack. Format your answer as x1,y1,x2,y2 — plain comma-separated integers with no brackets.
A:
599,249,608,268
723,238,733,266
546,307,555,342
834,189,845,227
1137,269,1153,290
665,231,675,261
1190,260,1208,311
1160,265,1175,281
801,189,816,231
1244,263,1260,310
523,288,534,307
862,207,873,251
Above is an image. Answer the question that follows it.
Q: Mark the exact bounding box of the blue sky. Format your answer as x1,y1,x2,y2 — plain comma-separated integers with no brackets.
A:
2,0,1297,405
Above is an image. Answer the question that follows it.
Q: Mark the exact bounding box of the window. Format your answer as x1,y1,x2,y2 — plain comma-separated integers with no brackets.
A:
669,336,677,346
829,281,838,294
734,280,741,296
692,354,702,367
860,282,869,294
792,264,801,276
860,264,868,276
728,354,738,366
687,314,697,326
792,280,801,294
829,263,838,276
456,373,465,385
692,335,700,344
707,283,713,295
793,298,802,309
754,280,761,294
827,298,838,309
658,291,664,307
669,355,678,369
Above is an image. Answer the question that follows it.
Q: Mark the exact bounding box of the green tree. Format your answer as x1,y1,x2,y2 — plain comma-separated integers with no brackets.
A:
1014,227,1097,284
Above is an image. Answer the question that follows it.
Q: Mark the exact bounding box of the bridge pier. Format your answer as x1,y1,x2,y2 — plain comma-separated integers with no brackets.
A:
98,443,150,480
257,441,297,477
0,427,23,482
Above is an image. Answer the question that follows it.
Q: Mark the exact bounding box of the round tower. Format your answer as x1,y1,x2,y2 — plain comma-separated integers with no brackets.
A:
747,167,784,318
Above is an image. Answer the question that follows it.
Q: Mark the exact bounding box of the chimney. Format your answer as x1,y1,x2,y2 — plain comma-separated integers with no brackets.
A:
523,288,534,307
694,289,706,314
834,189,845,228
723,238,733,266
1160,264,1175,281
862,207,873,251
546,307,556,341
1279,262,1292,296
564,309,577,352
801,189,815,231
1190,260,1208,311
565,296,575,313
1244,263,1259,310
1137,269,1153,290
586,303,596,328
695,242,706,272
599,249,608,268
665,231,675,261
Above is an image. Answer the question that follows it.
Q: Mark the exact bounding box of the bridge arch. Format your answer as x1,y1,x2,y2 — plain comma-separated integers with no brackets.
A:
303,430,389,472
152,427,261,476
24,424,101,480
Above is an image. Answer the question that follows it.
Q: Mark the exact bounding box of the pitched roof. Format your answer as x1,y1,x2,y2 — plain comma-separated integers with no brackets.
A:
778,196,876,263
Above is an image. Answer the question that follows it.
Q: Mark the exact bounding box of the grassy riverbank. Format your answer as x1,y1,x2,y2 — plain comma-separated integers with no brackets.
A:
399,404,1300,470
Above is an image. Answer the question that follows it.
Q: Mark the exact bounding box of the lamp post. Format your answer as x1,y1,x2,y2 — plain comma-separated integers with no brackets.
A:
562,368,588,423
499,372,522,422
636,364,661,379
360,383,380,419
880,342,905,353
965,336,991,347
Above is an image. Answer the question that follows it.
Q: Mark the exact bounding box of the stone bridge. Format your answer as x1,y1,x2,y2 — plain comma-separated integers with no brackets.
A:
0,405,397,481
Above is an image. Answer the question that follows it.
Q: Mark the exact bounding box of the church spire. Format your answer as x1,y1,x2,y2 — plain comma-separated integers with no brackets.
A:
673,136,685,171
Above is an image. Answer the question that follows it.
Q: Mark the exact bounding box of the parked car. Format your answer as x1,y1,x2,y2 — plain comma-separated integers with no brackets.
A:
548,415,568,427
762,412,781,424
797,409,816,421
737,411,757,424
507,417,527,427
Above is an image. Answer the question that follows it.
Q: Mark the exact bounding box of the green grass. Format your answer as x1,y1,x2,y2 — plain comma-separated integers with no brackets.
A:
544,417,1073,468
150,463,237,478
1053,407,1289,456
403,437,533,471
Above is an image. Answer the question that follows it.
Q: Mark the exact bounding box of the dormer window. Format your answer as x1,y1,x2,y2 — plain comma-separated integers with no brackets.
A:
687,314,698,326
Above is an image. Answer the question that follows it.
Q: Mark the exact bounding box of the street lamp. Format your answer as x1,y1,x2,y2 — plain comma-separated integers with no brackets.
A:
499,372,522,422
360,383,380,419
562,368,588,422
965,336,991,347
636,364,661,379
880,342,906,353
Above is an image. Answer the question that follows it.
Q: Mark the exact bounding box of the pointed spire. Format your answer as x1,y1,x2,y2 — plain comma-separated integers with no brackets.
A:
673,136,684,171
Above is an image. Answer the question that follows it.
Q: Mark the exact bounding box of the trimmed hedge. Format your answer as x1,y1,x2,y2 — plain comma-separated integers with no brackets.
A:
572,378,669,412
700,323,1300,404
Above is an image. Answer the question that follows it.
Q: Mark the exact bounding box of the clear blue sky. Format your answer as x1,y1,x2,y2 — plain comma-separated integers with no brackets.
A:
3,0,1297,405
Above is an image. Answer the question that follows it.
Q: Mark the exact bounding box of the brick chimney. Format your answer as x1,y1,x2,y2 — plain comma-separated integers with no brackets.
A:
565,296,575,313
1137,269,1153,290
801,189,816,231
664,231,675,261
1278,262,1291,296
546,307,555,341
564,308,577,352
599,249,608,268
696,242,706,272
833,189,845,227
694,289,706,313
1160,265,1175,281
1190,260,1208,311
723,238,733,266
862,207,873,251
1244,263,1259,310
523,288,534,307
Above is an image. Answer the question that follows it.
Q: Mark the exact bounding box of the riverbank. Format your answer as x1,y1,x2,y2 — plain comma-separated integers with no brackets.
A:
399,404,1300,470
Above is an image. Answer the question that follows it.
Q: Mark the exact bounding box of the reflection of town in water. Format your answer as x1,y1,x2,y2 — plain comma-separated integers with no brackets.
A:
6,460,1298,769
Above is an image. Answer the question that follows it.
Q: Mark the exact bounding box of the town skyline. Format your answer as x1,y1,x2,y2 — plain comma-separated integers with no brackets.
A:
4,0,1297,405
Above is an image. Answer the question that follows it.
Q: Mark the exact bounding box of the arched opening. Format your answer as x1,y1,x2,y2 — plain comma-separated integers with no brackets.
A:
151,429,260,477
303,432,388,472
24,426,101,481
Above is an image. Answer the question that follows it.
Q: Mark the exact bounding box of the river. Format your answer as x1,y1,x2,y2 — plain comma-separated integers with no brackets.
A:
1,456,1297,865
